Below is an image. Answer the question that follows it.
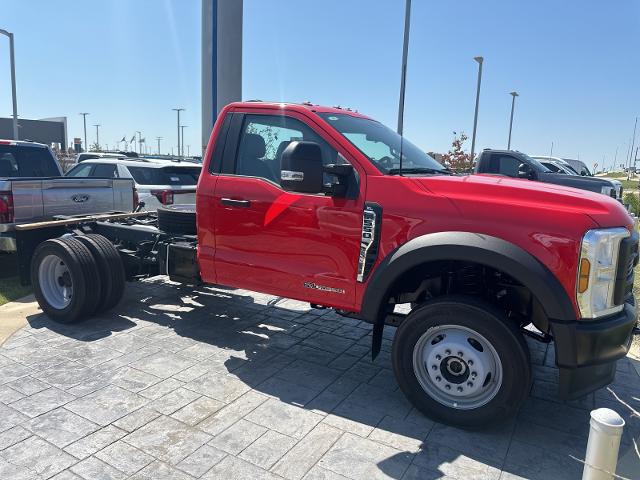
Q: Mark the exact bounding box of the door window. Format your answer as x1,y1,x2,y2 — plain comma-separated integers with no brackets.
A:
91,164,118,178
494,155,522,177
66,163,94,177
235,115,340,184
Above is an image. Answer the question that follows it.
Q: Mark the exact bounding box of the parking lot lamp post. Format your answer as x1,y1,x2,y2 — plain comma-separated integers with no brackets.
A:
79,113,89,152
172,108,185,158
0,29,18,140
93,124,100,151
470,56,483,161
156,137,162,155
136,131,142,154
507,91,518,150
181,125,188,157
627,117,637,180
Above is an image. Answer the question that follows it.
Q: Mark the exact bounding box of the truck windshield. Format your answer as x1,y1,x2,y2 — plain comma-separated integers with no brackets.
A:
0,145,60,178
318,113,447,174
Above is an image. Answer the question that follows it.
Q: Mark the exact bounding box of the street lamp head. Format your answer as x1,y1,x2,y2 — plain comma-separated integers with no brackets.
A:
510,91,519,97
474,56,483,64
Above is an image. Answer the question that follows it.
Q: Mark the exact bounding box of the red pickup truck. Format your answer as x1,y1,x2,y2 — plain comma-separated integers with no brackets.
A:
17,101,638,428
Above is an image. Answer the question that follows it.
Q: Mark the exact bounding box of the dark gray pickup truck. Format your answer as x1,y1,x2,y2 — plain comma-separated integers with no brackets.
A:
474,149,621,200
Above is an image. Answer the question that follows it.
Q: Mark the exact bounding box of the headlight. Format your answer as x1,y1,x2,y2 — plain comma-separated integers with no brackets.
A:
576,227,629,318
600,185,616,198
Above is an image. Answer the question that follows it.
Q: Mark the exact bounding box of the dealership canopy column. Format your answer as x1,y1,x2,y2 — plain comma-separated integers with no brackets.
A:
201,0,243,153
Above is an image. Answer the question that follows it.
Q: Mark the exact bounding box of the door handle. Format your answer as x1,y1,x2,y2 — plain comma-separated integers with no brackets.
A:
220,198,251,208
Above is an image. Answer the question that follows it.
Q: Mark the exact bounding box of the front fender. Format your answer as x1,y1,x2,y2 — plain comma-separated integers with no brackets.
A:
361,232,576,357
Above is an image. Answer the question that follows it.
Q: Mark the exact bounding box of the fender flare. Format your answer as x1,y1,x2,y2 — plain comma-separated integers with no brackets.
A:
361,231,576,357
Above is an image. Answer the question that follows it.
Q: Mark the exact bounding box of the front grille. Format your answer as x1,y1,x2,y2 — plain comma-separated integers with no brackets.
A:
613,230,639,305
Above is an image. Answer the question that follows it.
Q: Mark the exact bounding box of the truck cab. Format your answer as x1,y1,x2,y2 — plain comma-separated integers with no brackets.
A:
23,102,639,428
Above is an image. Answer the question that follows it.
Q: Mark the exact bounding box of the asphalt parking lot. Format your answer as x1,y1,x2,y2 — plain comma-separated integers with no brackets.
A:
0,277,638,480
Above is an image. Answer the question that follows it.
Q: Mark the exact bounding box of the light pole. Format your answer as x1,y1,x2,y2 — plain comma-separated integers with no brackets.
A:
0,29,18,140
156,137,162,155
136,131,142,154
627,117,637,180
79,113,89,152
397,0,411,137
507,91,519,150
181,125,188,157
470,56,483,161
172,108,185,158
93,124,101,151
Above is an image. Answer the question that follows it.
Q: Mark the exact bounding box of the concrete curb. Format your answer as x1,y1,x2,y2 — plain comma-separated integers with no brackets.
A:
0,294,40,346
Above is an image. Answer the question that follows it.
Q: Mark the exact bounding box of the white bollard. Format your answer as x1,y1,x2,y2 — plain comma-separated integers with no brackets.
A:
582,408,625,480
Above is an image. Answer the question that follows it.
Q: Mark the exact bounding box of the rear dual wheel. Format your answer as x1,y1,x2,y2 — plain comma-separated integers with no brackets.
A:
31,235,125,323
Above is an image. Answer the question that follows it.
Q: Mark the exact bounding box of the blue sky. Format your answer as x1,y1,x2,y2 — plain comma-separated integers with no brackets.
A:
1,0,639,170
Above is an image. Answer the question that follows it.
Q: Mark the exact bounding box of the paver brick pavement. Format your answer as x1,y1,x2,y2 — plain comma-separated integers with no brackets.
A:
0,277,638,479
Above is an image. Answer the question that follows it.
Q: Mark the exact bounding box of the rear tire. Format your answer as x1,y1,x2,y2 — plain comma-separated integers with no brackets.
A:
157,204,196,235
392,295,531,429
76,234,125,313
31,237,102,323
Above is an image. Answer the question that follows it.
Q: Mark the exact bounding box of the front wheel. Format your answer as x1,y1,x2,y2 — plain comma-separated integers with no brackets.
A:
392,295,531,429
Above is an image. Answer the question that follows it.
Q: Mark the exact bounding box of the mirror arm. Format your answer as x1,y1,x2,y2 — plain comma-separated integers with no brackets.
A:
323,163,352,177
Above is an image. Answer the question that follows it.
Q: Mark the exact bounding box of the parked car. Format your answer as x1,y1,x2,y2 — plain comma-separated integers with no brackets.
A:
14,102,638,429
563,158,592,176
533,155,623,199
75,152,127,163
536,157,578,175
0,140,135,253
475,149,622,200
65,158,201,210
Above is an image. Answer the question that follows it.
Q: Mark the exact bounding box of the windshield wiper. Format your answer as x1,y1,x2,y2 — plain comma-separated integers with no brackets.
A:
387,167,453,175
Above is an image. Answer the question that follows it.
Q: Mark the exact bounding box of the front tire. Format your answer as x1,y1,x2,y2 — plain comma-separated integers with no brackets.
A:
392,295,531,429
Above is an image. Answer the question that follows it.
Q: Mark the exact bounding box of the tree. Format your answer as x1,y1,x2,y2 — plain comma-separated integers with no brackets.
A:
441,132,473,173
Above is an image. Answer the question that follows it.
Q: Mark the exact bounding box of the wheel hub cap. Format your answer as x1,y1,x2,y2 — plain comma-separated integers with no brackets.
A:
38,255,73,310
413,325,503,410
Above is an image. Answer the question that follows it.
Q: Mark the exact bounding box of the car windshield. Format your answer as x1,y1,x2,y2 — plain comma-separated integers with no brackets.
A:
127,166,201,185
318,113,447,174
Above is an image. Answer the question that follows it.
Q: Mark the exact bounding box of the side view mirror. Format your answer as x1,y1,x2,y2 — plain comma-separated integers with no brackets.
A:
517,163,534,180
280,141,324,194
323,162,354,197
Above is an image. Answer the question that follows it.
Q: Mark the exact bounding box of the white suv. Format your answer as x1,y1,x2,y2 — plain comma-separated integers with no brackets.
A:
66,158,201,210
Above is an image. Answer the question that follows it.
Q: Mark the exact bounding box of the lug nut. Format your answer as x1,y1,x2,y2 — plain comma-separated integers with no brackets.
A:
467,382,473,387
432,365,438,370
468,360,474,366
435,354,441,361
472,371,477,377
457,351,463,357
445,349,451,355
445,384,451,390
435,376,441,382
457,386,463,392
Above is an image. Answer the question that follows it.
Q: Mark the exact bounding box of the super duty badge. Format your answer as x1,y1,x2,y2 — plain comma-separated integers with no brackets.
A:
357,203,382,282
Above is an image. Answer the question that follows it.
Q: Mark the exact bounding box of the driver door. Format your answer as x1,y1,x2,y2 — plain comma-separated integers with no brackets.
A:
212,111,365,309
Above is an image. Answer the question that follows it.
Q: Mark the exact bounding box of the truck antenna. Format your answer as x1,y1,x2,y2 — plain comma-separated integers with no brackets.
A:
397,0,412,176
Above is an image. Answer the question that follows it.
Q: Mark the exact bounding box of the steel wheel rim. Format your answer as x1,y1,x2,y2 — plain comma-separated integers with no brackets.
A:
412,324,503,410
38,254,73,310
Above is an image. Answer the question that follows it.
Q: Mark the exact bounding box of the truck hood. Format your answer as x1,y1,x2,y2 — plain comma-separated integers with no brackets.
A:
412,174,633,229
539,172,616,194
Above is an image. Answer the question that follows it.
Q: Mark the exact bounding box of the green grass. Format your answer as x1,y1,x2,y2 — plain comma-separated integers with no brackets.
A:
0,276,31,306
0,255,31,307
